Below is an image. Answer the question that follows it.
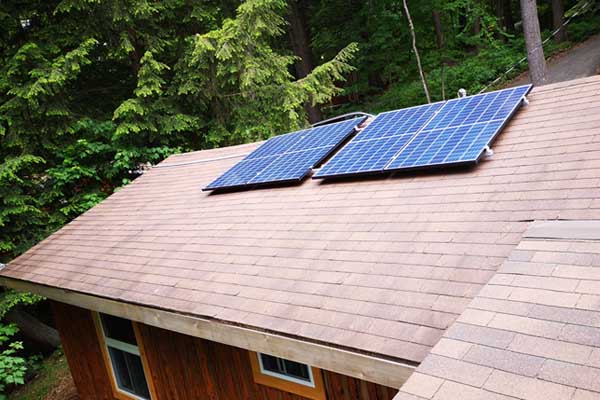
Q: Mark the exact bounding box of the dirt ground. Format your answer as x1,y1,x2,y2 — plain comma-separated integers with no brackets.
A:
8,351,79,400
43,374,78,400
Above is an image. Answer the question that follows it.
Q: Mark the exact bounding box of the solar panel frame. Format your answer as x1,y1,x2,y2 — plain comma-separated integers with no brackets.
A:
248,149,326,185
313,102,445,179
203,116,366,191
384,84,532,172
314,84,531,180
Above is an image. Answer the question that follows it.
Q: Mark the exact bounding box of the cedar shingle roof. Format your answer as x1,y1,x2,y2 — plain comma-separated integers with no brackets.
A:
3,75,600,367
394,220,600,399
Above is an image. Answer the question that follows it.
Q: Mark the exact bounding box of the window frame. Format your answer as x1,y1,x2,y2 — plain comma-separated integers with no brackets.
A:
249,351,326,400
93,312,155,400
258,353,316,387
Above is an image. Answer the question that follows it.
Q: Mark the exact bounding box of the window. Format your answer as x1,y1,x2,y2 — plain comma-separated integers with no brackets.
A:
96,313,152,400
259,353,314,385
249,352,325,400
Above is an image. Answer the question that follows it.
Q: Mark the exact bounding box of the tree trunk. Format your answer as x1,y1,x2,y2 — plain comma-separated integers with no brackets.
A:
403,0,431,103
552,0,566,42
504,0,515,32
496,0,515,34
472,14,481,53
473,14,481,35
287,0,322,123
495,0,508,41
520,0,548,86
5,307,61,348
432,10,444,49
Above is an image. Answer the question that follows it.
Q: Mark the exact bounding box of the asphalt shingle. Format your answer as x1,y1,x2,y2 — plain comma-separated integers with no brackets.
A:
3,76,600,376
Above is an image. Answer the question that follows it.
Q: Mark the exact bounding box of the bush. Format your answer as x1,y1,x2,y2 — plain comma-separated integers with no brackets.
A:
0,324,26,399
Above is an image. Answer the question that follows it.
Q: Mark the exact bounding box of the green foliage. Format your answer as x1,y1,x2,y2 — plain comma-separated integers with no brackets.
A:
0,324,26,399
0,292,44,320
174,0,357,145
7,350,67,400
325,0,600,114
0,0,357,263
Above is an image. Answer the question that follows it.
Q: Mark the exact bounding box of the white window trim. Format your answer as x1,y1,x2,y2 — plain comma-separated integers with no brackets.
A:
257,353,316,388
104,337,140,356
98,314,150,400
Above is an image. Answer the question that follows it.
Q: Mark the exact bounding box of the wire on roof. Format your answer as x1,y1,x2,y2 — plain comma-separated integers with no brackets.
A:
311,112,375,127
154,113,374,170
154,152,249,169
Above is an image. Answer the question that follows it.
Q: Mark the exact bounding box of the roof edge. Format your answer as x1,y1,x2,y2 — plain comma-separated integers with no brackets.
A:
526,220,600,240
0,276,414,389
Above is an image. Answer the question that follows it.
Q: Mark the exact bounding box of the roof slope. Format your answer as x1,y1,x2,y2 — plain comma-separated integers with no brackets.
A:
3,76,600,365
394,220,600,400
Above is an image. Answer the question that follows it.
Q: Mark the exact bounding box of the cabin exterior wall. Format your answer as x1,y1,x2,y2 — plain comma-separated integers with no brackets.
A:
51,301,397,400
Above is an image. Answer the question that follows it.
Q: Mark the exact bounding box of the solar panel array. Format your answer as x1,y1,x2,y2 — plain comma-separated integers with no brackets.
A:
203,117,364,190
386,84,531,170
313,102,445,176
314,84,532,179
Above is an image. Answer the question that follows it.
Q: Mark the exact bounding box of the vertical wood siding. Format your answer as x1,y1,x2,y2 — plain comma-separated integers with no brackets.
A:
51,302,115,400
52,302,397,400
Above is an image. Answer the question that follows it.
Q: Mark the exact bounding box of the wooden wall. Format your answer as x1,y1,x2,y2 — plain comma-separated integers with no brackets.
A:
52,301,397,400
51,302,115,400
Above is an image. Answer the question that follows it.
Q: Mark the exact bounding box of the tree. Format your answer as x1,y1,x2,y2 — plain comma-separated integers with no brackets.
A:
503,0,515,32
432,10,444,49
288,0,322,123
403,0,431,103
0,0,358,263
495,0,515,33
520,0,548,85
552,0,567,42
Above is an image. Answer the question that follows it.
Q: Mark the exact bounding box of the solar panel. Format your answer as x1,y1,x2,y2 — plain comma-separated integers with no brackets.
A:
203,117,365,191
314,84,531,179
248,149,320,185
313,102,444,177
385,85,531,170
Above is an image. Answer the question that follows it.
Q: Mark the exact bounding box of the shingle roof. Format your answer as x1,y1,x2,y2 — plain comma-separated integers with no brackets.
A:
394,220,600,399
3,75,600,366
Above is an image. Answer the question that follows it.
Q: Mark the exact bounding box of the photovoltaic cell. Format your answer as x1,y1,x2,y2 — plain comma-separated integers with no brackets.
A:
249,149,320,184
314,84,531,179
314,102,444,177
385,85,531,170
357,102,445,141
203,156,276,189
204,117,364,190
245,133,303,160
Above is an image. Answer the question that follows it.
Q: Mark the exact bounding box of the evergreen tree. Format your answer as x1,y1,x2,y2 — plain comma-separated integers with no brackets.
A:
0,0,358,262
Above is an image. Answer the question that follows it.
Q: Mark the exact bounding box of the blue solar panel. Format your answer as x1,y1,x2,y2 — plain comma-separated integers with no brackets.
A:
314,102,444,178
314,85,531,179
245,132,304,160
204,117,364,190
249,149,323,184
385,85,531,170
203,156,276,189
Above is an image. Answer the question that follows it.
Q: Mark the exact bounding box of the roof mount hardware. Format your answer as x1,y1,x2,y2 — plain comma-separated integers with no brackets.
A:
522,96,530,106
484,146,494,158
